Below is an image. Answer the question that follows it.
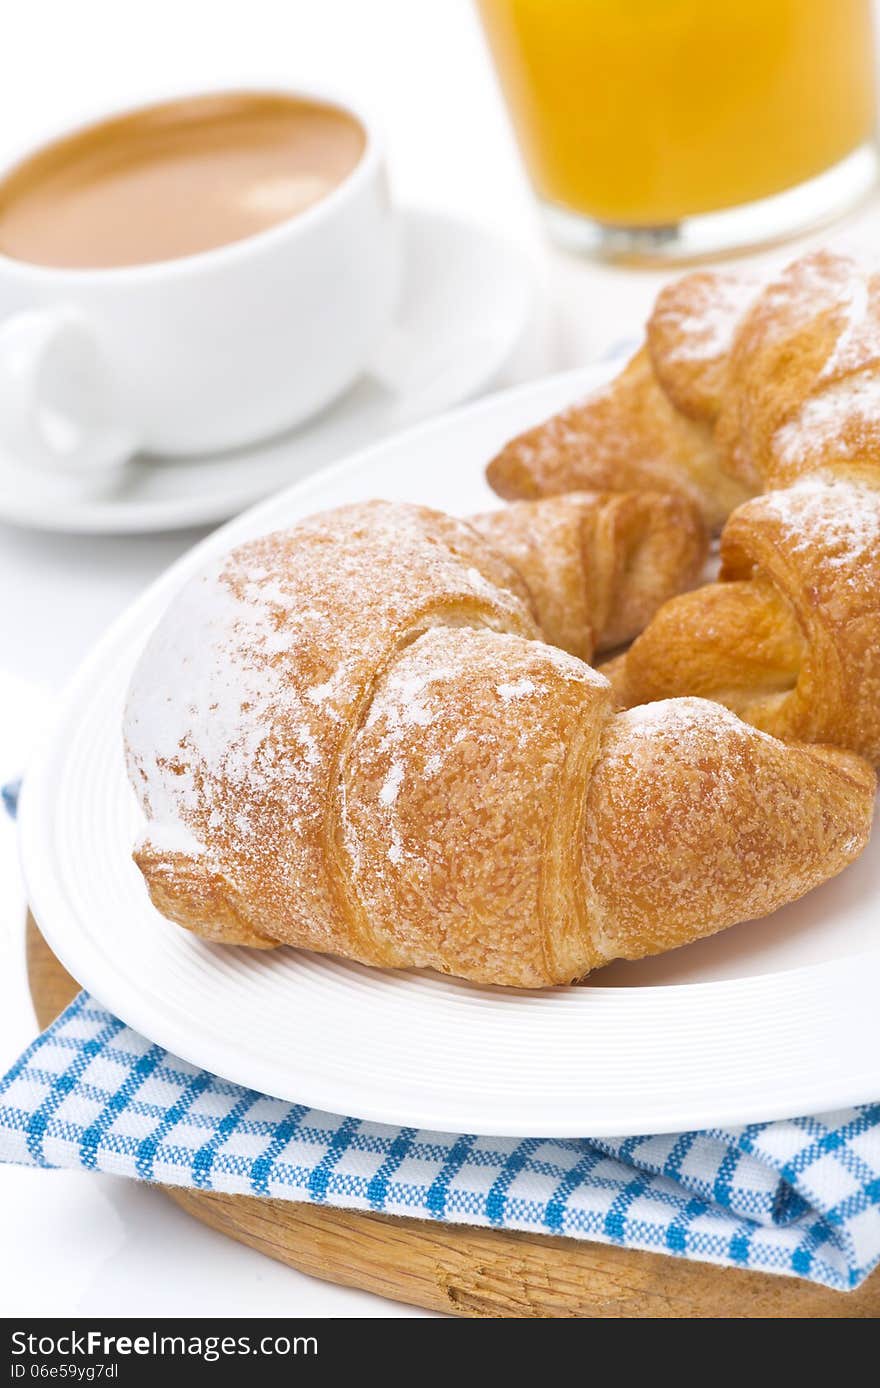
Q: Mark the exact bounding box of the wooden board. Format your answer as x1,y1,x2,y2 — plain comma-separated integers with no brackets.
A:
25,914,880,1318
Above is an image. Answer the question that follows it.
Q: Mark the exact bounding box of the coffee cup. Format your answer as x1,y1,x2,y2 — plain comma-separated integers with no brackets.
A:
0,87,398,480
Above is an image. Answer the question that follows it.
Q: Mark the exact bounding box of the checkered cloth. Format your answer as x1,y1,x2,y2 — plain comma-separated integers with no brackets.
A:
1,993,879,1291
2,779,879,1293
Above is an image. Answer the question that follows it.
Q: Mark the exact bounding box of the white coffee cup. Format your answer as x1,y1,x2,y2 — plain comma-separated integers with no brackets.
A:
0,86,398,480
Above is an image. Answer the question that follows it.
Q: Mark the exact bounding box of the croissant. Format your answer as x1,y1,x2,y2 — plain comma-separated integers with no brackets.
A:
487,248,880,531
607,469,880,758
486,268,769,529
714,249,880,493
486,346,751,532
468,490,706,661
124,499,874,988
603,250,880,765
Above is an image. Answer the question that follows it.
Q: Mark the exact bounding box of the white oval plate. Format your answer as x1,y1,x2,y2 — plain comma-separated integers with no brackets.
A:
20,364,880,1136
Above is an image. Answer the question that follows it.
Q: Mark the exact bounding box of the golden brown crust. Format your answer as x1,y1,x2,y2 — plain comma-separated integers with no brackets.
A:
341,627,611,986
125,498,876,987
584,700,874,962
487,249,880,538
589,248,880,771
720,469,880,760
608,467,880,764
715,249,880,491
124,502,538,964
646,270,756,422
133,844,277,948
486,349,750,532
602,578,804,721
469,490,707,662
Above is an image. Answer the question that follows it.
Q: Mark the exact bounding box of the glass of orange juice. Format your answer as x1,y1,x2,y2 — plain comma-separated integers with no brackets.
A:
476,0,878,260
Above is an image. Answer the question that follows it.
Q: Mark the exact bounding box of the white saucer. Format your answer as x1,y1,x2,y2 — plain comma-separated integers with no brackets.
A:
20,364,880,1137
0,209,533,534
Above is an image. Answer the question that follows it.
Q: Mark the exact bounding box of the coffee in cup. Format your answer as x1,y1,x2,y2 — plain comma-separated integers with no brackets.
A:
0,87,397,479
0,92,367,270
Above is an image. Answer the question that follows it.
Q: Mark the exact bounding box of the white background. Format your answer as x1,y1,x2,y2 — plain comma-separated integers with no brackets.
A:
1,0,878,1320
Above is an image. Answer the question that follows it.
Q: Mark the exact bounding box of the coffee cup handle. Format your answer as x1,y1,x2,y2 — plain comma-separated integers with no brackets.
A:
0,308,137,478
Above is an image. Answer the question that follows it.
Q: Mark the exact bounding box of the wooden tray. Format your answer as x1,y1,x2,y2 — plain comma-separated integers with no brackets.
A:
25,915,879,1318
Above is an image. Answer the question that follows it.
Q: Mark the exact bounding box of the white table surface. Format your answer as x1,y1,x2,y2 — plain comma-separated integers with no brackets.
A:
2,0,879,1320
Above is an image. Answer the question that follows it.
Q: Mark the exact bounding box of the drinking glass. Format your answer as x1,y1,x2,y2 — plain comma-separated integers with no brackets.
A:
476,0,878,261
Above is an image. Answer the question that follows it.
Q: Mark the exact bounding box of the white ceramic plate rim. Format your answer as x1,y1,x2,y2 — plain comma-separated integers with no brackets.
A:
20,364,880,1136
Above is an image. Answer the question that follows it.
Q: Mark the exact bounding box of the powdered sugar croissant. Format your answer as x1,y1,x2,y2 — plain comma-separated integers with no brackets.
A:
606,467,880,763
714,249,880,492
469,489,706,660
124,499,873,988
602,250,880,765
487,345,751,531
487,268,761,530
488,247,880,532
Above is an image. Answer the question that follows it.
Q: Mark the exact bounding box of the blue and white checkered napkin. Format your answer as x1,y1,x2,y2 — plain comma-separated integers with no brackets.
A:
1,993,879,1292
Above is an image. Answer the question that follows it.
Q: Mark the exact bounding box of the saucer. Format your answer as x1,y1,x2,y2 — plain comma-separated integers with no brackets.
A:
0,209,533,534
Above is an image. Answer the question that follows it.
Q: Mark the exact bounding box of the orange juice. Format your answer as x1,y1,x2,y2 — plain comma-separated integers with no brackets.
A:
477,0,876,226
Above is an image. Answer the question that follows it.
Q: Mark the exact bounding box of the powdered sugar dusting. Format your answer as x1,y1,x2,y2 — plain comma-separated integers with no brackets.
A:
655,274,753,365
124,500,539,943
759,249,864,339
750,251,880,472
506,381,639,479
353,644,466,866
379,761,404,807
742,251,880,473
305,676,342,707
773,374,880,468
611,698,776,795
125,555,305,831
496,677,536,702
819,258,880,382
756,473,880,574
387,835,404,865
364,662,448,736
339,622,611,978
137,819,207,858
543,643,605,685
620,696,767,742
